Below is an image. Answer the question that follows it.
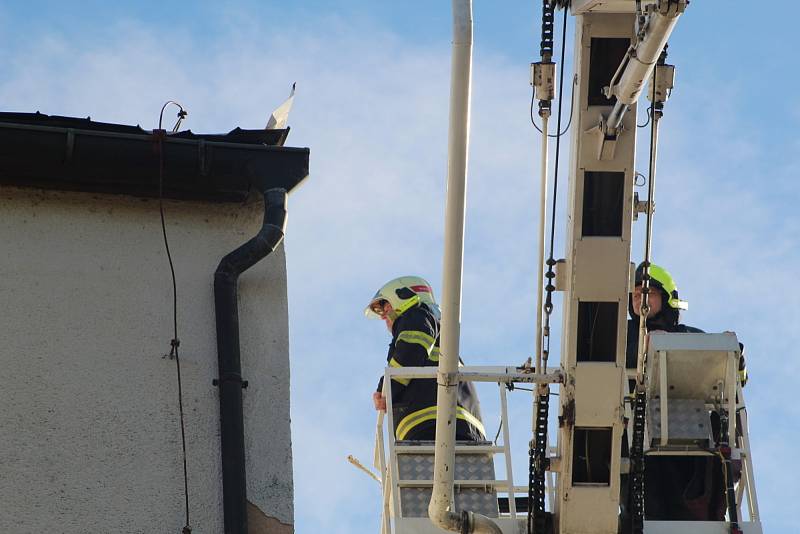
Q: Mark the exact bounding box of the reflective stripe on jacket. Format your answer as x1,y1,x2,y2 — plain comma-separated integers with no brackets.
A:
376,303,484,441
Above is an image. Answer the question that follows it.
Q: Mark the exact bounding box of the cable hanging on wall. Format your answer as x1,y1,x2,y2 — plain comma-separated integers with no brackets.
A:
156,100,192,534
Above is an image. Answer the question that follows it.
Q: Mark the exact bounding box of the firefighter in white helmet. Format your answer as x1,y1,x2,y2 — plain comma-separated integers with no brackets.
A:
366,276,484,441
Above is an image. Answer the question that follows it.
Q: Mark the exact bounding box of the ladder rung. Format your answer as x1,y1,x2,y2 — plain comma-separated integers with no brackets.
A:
397,479,510,489
394,445,505,454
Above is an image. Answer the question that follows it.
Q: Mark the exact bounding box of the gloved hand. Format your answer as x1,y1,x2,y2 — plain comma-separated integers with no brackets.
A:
373,391,386,412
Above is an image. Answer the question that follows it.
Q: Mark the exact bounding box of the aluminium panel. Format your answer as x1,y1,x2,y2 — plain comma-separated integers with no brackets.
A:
395,442,498,519
572,238,630,298
646,334,740,401
647,398,712,447
559,485,619,533
574,363,626,425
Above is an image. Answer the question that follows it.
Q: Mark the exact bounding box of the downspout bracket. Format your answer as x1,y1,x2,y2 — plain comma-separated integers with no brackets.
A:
212,373,249,389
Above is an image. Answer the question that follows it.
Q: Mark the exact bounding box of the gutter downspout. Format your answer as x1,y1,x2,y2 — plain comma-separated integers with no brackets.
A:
214,188,288,534
428,2,501,533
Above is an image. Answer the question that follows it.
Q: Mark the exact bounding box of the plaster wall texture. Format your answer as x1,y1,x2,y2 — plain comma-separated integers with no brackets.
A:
0,187,294,533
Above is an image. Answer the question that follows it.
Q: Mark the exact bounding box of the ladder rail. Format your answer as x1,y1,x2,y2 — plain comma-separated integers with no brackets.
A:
383,371,402,527
375,411,392,534
499,385,517,518
737,386,760,521
374,366,556,531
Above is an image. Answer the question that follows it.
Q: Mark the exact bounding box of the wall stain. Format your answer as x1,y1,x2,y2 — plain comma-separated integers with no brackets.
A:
247,501,293,534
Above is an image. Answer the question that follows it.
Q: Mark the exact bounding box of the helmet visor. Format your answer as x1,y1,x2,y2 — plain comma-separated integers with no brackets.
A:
364,297,388,318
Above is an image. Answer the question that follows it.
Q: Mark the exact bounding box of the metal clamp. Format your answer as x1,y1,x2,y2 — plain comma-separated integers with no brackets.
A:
213,373,249,389
633,192,655,221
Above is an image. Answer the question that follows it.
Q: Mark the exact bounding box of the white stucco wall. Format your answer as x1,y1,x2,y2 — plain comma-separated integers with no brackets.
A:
0,187,293,533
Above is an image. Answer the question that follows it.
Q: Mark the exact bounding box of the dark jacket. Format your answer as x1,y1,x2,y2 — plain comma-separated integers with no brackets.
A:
624,296,725,521
376,303,484,441
625,295,703,369
625,319,703,369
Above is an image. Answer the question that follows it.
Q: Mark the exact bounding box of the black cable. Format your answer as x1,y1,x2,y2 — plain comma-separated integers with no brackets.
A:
541,4,570,332
157,101,192,534
494,420,503,445
510,385,559,396
530,74,576,137
637,106,652,128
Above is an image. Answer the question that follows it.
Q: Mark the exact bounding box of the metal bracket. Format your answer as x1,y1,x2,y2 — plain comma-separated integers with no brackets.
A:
213,373,249,389
438,371,459,388
64,128,75,162
588,117,620,161
633,192,655,221
554,258,568,291
647,63,675,104
531,61,557,102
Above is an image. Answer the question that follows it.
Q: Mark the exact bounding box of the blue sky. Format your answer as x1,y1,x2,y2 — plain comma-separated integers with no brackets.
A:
1,1,797,533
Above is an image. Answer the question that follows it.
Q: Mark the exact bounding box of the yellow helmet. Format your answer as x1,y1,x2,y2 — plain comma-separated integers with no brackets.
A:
635,262,688,310
364,276,438,321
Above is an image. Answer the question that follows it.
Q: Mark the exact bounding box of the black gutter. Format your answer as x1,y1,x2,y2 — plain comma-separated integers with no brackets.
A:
0,119,309,202
213,187,288,534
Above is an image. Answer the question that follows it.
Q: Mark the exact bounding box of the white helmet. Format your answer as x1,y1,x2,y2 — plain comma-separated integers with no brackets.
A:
364,276,440,321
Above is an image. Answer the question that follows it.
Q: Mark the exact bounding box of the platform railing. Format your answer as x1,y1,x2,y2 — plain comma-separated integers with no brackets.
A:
374,365,561,533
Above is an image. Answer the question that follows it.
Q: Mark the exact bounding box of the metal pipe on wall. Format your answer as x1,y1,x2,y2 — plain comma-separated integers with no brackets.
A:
214,188,288,534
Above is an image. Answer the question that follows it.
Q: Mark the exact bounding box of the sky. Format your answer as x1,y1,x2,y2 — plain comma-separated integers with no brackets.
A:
1,1,797,533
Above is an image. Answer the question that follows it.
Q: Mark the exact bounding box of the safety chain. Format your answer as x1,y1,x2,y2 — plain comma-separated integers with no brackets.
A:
528,389,551,534
538,0,555,117
540,1,554,61
629,389,647,533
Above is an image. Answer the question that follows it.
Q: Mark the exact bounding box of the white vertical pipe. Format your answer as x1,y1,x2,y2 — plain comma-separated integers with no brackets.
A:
535,115,549,375
429,0,472,528
428,2,500,533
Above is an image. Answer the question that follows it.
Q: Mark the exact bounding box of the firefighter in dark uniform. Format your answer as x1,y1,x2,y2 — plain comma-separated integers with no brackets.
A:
366,276,484,441
622,263,747,525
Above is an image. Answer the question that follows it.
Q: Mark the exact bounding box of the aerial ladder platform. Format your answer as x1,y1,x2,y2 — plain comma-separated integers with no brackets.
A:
365,1,762,533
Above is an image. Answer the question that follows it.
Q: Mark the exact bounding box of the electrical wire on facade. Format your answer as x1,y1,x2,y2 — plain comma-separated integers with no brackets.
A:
156,101,192,534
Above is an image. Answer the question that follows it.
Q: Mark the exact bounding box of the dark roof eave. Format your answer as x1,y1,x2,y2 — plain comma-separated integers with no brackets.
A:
0,120,309,203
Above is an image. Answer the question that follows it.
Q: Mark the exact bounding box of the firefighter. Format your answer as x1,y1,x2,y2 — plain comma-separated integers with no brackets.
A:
626,262,747,382
623,262,747,524
625,262,701,368
366,276,484,441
